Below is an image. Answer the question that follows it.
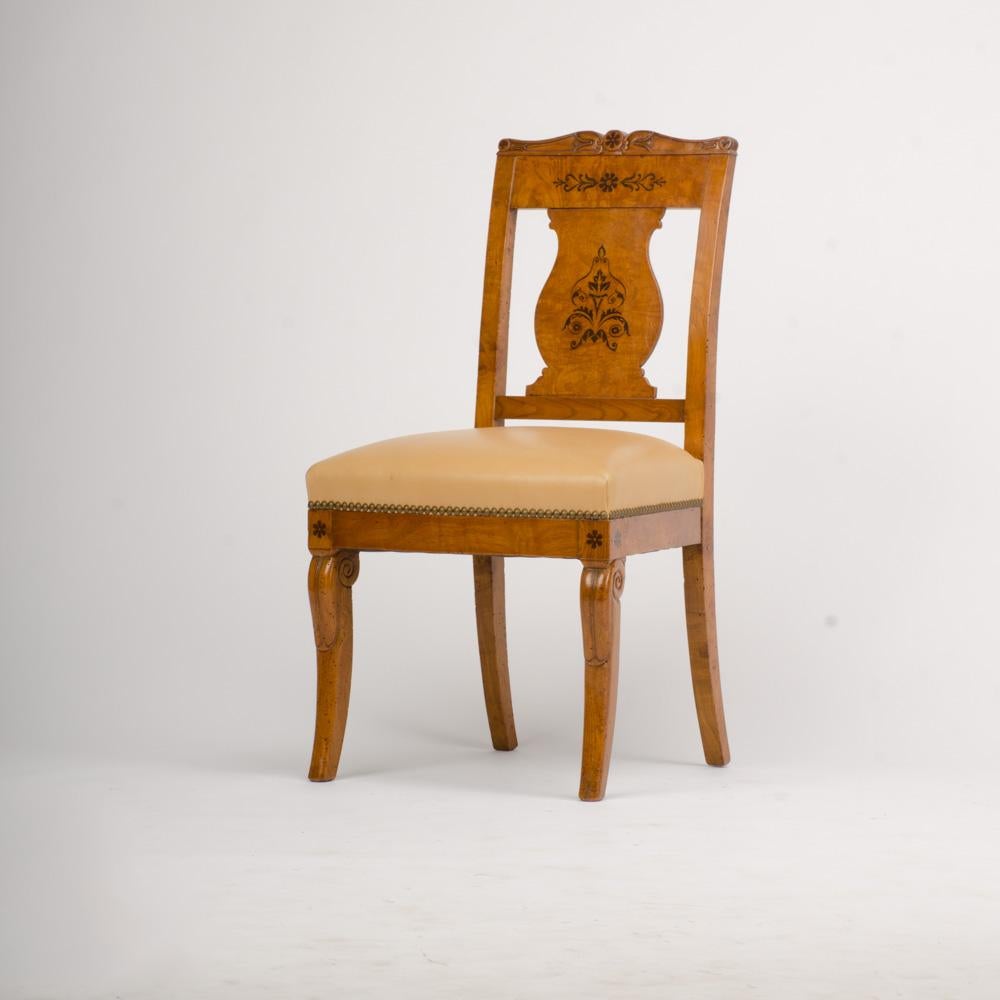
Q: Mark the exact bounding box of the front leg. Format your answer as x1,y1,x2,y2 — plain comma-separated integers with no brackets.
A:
308,549,359,781
578,559,625,801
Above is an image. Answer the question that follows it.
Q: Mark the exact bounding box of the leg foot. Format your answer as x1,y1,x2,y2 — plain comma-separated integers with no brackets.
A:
308,550,359,781
473,555,517,750
578,559,625,801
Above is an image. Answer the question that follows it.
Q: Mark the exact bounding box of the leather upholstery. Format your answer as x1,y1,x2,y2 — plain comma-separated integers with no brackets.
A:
306,427,703,517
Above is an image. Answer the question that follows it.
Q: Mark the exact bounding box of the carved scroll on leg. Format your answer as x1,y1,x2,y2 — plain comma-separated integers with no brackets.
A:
473,555,517,751
578,559,626,801
308,550,359,782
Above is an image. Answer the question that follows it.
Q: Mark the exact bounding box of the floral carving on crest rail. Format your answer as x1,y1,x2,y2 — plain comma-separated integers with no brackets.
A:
497,130,738,154
573,130,651,153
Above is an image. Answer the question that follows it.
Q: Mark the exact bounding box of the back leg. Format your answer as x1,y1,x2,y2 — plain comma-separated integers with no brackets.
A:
473,555,517,751
682,543,730,766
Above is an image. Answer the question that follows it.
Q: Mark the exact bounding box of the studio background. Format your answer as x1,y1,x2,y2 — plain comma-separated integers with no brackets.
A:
2,2,998,997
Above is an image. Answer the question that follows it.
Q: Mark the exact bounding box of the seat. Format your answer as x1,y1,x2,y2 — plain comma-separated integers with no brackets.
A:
307,427,704,519
303,129,739,800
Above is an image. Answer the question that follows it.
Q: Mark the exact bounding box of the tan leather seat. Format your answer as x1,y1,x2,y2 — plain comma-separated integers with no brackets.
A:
306,426,703,519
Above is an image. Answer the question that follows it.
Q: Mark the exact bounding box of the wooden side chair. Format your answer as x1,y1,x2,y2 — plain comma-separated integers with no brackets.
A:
305,129,738,800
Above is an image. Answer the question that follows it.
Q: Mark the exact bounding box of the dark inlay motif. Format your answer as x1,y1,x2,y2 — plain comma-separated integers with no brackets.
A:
563,246,629,352
586,530,604,549
311,520,328,538
621,172,666,191
553,171,666,192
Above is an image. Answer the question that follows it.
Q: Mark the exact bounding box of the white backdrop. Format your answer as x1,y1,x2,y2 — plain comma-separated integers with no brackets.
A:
2,2,1000,996
3,0,997,769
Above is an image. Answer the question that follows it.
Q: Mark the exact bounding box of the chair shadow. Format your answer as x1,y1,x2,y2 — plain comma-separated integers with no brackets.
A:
338,723,718,800
135,721,720,801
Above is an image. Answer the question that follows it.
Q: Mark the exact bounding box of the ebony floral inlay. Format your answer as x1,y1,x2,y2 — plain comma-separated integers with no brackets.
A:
586,530,604,549
311,520,328,538
553,171,665,193
553,173,598,192
563,245,629,352
621,172,665,191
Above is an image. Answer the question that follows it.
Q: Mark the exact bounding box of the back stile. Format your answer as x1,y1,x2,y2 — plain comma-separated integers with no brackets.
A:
683,155,736,489
474,156,517,429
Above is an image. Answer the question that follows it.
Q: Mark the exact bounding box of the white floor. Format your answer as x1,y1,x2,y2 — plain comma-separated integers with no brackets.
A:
2,745,998,999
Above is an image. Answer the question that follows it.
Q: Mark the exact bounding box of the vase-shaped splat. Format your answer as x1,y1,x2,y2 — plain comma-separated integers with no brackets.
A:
528,208,664,398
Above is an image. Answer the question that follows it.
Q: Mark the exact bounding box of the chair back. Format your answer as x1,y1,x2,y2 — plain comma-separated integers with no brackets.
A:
474,129,737,473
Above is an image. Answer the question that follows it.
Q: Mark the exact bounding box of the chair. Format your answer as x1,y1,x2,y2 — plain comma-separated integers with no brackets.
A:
305,129,738,800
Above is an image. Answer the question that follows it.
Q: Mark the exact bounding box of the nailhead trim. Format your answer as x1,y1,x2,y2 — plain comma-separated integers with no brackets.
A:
306,499,702,520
